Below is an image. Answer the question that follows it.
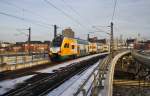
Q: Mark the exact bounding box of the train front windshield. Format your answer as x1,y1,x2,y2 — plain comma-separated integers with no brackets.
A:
51,36,63,47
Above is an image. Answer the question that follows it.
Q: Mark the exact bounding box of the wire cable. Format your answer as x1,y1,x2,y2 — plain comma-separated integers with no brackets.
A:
0,11,51,29
44,0,89,30
111,0,117,21
60,0,91,24
1,0,53,27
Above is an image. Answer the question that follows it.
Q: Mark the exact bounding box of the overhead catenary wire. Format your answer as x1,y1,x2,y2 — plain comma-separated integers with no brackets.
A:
0,0,77,37
0,0,52,24
1,0,91,31
0,11,51,29
60,0,92,25
44,0,89,30
91,0,118,36
111,0,117,21
61,0,81,18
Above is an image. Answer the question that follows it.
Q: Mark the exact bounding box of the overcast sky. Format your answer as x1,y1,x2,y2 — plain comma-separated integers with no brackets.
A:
0,0,150,42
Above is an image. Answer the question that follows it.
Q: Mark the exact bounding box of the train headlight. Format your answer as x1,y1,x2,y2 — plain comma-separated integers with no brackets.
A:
50,47,60,53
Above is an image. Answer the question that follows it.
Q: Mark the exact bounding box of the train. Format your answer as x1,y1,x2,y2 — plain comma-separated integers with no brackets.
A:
49,35,109,61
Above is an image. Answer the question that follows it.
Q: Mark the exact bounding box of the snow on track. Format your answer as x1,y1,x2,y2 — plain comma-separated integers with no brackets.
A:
0,75,34,95
37,53,107,73
0,53,107,95
47,60,101,96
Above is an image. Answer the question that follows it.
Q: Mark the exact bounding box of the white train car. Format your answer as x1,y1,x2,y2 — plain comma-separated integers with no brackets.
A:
102,44,109,52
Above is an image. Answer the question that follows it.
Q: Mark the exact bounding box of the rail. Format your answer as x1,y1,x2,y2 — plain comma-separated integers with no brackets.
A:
74,55,111,96
4,55,102,96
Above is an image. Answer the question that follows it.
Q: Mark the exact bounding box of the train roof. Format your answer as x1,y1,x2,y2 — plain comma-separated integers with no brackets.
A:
54,36,89,45
63,37,89,44
76,39,89,45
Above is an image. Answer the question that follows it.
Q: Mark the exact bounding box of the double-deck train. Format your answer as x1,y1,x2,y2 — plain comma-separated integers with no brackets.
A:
49,35,109,61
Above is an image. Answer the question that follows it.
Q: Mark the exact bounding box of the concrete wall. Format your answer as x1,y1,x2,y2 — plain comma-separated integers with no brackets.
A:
0,59,50,72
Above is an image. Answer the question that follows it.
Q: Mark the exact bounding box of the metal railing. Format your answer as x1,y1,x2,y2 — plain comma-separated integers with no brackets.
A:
74,55,111,96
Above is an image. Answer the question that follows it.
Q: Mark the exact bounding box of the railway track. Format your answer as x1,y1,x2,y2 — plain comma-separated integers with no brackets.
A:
0,57,82,81
3,55,105,96
0,53,106,81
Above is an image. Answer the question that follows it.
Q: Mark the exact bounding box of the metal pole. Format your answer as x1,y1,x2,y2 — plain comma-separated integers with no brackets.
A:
87,34,90,41
28,27,31,54
54,25,57,38
110,22,114,57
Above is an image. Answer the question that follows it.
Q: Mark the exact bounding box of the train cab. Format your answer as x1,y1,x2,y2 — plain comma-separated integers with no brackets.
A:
50,35,77,61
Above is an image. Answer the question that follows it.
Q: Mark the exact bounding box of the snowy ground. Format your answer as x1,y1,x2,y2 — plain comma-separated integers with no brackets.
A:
47,60,101,96
0,75,35,95
0,53,107,95
37,53,107,73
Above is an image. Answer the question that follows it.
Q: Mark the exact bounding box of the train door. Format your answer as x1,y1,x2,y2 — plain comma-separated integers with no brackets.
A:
77,45,80,56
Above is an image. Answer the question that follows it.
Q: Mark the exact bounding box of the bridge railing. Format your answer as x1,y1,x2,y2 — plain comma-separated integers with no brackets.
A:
74,55,111,96
0,52,49,65
0,52,50,72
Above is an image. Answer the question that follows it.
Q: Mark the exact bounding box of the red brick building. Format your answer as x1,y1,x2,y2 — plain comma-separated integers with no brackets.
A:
134,40,150,50
13,41,51,52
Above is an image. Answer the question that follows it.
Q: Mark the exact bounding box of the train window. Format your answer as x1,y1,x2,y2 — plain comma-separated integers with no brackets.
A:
51,35,63,47
64,43,69,48
67,43,69,48
72,45,75,49
64,43,68,48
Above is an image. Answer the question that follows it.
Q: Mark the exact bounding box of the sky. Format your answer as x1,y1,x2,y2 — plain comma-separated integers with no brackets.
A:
0,0,150,42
